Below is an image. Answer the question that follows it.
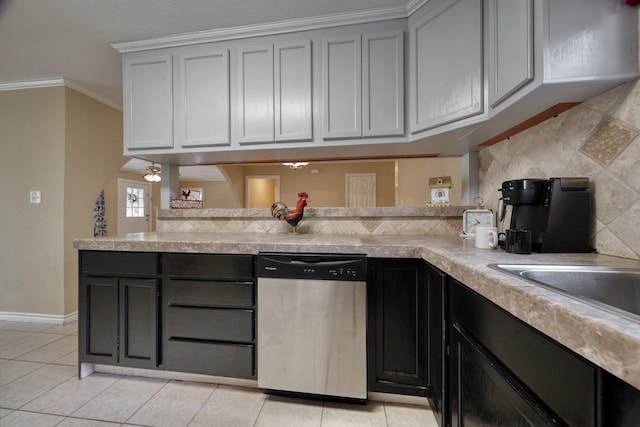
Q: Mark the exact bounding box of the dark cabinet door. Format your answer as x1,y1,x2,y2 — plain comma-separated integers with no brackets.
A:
79,277,118,365
368,259,428,396
426,264,447,425
119,278,159,369
449,323,561,427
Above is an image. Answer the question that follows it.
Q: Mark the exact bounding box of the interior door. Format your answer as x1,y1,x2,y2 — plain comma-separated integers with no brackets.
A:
346,173,376,207
246,176,280,208
118,179,152,235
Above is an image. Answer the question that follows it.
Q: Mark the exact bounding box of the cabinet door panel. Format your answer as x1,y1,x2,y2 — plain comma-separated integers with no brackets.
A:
175,47,230,147
368,259,428,396
450,324,561,427
488,0,534,107
124,53,173,150
119,278,159,368
237,45,274,144
323,36,362,139
363,31,404,136
410,0,483,133
275,40,312,142
80,277,118,364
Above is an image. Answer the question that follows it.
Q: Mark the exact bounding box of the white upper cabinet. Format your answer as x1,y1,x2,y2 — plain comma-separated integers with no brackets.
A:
237,40,313,144
323,30,404,140
274,40,313,142
409,0,483,134
237,45,275,144
124,52,173,150
363,31,404,137
174,46,230,148
323,35,362,139
487,0,534,108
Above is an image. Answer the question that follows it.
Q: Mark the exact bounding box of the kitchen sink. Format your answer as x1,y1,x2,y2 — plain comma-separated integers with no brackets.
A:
489,264,640,322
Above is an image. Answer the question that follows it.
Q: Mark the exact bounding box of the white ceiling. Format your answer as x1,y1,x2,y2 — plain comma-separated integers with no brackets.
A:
120,158,227,181
0,0,408,109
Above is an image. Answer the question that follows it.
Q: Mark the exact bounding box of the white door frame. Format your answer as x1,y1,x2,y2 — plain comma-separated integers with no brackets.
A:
117,178,152,235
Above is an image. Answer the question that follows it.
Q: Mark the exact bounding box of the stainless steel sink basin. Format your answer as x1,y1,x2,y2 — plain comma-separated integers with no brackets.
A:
489,264,640,322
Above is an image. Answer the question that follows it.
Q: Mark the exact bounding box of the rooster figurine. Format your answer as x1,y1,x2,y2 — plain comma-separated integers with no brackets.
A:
271,192,309,234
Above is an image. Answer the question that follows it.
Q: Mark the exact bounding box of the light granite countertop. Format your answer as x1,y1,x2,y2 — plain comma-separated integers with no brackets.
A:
74,232,640,390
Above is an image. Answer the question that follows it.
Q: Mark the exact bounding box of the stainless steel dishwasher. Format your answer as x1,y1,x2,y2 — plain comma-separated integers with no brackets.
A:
257,252,367,400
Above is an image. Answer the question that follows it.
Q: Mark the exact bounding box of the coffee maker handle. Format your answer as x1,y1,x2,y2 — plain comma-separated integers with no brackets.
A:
497,197,506,222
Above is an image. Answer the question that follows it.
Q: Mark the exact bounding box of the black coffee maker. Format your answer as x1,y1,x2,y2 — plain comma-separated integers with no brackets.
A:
498,178,591,253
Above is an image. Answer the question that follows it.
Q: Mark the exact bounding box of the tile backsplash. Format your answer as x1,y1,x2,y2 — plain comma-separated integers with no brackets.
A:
479,79,640,260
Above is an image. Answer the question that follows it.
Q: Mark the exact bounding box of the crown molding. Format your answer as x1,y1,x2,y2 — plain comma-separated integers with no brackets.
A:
0,78,65,91
112,2,428,53
0,78,121,111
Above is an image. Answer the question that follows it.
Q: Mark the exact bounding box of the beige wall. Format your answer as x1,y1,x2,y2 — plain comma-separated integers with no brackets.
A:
479,79,640,260
180,180,240,208
241,161,396,207
0,87,66,315
397,157,462,206
0,87,124,318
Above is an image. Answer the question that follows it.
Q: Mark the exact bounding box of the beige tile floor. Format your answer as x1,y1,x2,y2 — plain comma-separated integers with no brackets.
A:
0,320,437,426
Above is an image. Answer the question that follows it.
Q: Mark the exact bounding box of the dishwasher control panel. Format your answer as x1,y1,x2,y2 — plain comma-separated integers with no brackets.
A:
258,253,366,281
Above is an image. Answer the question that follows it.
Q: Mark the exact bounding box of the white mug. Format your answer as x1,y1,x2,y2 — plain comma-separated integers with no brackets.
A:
475,226,498,249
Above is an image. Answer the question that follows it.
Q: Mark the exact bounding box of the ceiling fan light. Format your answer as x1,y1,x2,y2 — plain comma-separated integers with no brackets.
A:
143,163,162,182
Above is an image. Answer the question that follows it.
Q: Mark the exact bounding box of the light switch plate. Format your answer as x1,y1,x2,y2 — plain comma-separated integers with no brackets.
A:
30,190,41,204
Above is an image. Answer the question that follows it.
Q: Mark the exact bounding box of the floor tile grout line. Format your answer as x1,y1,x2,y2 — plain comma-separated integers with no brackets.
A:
0,332,71,361
67,372,125,420
7,364,76,411
122,376,171,425
185,382,218,426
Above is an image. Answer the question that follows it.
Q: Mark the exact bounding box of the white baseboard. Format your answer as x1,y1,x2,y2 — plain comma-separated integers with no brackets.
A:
0,310,78,324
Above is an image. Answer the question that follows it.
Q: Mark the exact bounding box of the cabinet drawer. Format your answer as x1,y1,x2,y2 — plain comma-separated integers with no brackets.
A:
165,253,254,279
166,279,254,307
165,339,255,379
82,251,158,276
165,306,254,342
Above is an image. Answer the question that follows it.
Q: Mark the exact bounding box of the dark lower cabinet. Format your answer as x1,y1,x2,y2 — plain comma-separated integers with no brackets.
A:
450,323,562,426
79,251,160,370
163,253,256,379
445,279,640,427
367,258,430,397
426,263,447,425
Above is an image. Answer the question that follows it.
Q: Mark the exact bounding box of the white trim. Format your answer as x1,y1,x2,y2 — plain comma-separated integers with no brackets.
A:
0,78,65,91
406,0,430,16
0,310,78,325
0,78,122,111
111,6,409,53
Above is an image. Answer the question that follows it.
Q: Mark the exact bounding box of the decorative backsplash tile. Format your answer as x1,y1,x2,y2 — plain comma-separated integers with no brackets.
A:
157,207,466,237
479,80,640,260
579,119,636,166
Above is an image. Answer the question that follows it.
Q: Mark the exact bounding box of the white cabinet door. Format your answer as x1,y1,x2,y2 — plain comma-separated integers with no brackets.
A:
237,45,274,144
410,0,483,133
323,35,362,139
274,40,312,142
363,31,404,137
488,0,534,107
123,52,173,150
174,47,230,147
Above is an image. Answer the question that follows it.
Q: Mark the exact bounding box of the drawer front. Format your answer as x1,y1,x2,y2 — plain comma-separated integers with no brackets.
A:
165,253,254,279
82,251,158,275
166,279,254,307
165,306,254,342
165,339,255,379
